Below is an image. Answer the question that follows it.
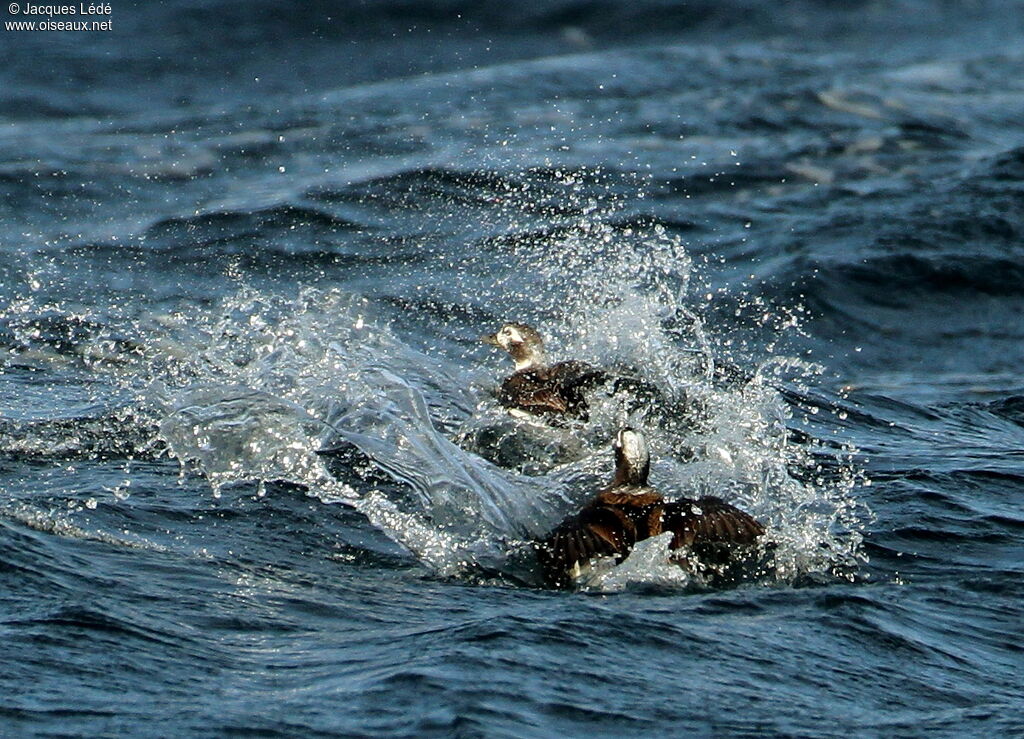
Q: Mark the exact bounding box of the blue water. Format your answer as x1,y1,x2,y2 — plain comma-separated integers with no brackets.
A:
2,1,1023,736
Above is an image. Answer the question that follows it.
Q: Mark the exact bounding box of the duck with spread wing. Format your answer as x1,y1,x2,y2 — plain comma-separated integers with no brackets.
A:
536,428,767,588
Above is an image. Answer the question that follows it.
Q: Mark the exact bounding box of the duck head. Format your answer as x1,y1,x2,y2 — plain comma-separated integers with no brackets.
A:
481,322,546,371
612,427,650,487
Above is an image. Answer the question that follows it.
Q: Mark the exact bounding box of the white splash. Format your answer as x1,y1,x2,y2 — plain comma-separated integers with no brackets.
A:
91,181,869,589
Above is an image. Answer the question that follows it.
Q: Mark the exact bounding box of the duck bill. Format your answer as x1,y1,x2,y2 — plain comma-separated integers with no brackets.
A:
480,333,500,347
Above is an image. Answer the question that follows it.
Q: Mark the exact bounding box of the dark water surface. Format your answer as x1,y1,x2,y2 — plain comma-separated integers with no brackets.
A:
2,1,1023,736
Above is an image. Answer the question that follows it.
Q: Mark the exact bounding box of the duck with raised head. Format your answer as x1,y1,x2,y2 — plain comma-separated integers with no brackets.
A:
536,428,766,589
481,323,608,421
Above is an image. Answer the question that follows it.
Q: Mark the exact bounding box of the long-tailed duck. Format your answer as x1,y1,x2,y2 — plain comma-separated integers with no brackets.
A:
481,323,608,421
536,428,766,588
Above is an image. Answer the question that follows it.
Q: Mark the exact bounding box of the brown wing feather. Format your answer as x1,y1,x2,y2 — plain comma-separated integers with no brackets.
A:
521,387,570,414
663,496,765,550
499,372,569,414
499,363,606,418
548,361,608,392
536,505,635,589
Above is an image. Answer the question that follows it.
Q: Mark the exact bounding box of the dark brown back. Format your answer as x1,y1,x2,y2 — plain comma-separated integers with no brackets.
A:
498,361,607,418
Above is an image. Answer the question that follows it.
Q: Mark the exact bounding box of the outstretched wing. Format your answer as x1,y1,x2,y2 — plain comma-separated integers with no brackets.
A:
663,496,765,550
536,505,632,589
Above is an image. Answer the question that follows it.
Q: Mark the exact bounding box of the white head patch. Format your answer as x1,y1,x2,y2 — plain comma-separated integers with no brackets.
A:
498,324,524,349
618,429,649,470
